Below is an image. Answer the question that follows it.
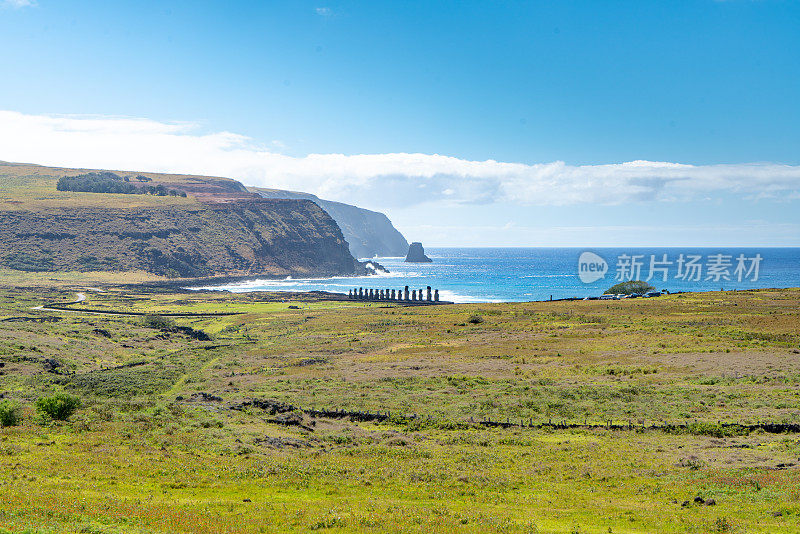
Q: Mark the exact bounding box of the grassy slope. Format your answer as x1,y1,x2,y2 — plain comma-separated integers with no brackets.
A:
0,161,254,210
0,161,204,211
1,287,799,533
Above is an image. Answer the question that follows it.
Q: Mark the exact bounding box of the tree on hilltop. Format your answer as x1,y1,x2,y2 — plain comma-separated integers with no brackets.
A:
604,280,655,295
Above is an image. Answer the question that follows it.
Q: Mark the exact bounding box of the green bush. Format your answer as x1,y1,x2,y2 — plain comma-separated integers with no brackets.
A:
35,393,81,420
0,400,21,427
142,314,176,330
468,315,484,324
687,422,749,438
3,251,56,272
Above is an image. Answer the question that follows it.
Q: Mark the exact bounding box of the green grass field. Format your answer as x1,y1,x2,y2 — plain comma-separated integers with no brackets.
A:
1,286,799,533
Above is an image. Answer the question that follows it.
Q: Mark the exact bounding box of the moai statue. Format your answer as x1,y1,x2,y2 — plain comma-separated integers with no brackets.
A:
434,289,439,302
379,290,384,300
404,286,410,301
411,290,417,301
369,289,375,299
426,286,432,301
418,289,423,301
358,288,364,299
391,289,396,300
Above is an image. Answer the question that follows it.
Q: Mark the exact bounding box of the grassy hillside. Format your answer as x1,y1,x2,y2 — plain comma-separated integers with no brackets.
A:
1,287,799,533
0,161,248,210
0,162,362,280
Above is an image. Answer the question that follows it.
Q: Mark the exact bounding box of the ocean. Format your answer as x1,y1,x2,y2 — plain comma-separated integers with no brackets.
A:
196,248,800,303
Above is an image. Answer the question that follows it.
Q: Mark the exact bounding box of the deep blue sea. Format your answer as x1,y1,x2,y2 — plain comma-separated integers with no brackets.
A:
197,248,800,303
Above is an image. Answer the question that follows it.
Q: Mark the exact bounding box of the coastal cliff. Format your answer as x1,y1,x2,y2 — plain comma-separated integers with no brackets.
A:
0,162,365,279
252,188,408,259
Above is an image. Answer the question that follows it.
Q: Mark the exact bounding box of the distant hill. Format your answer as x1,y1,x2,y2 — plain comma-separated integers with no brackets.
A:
252,188,408,259
0,162,366,279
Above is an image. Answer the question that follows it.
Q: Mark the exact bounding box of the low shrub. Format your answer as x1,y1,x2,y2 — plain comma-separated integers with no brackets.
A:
468,315,484,324
0,400,21,427
687,422,750,438
142,315,211,341
142,314,176,330
35,393,81,420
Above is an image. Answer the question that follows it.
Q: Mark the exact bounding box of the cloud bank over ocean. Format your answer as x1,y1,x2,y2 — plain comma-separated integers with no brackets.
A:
1,110,798,211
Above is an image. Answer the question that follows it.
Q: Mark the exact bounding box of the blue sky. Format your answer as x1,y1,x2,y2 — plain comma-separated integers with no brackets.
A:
1,0,799,246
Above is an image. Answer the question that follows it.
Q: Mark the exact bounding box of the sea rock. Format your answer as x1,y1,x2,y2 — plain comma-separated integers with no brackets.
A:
405,242,432,263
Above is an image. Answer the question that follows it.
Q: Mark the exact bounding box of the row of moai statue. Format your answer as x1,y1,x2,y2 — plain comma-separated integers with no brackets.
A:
348,285,439,302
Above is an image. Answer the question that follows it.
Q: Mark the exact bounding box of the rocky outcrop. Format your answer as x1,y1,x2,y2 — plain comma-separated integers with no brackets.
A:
405,242,432,263
0,199,364,278
252,188,408,259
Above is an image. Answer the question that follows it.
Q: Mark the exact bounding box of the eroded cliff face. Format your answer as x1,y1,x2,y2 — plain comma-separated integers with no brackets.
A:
252,188,408,259
0,199,363,278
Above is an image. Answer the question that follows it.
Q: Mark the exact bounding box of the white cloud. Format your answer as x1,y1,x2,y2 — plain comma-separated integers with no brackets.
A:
0,110,799,209
315,7,331,16
1,0,35,8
